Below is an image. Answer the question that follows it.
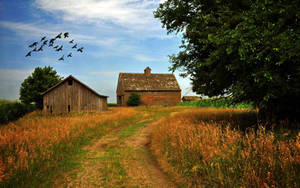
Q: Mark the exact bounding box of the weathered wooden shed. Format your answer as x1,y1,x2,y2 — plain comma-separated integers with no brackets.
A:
42,75,108,114
116,67,181,106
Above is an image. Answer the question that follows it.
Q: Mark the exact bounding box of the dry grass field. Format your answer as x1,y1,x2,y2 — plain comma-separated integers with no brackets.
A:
0,106,299,187
0,108,136,186
150,108,300,187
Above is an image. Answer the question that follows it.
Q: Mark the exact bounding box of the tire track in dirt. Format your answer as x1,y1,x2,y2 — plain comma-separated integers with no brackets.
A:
123,122,177,188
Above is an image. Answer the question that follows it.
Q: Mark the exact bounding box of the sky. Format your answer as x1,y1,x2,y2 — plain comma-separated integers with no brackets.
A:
0,0,196,102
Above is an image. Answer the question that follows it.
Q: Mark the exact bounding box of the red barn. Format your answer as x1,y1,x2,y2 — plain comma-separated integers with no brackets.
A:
116,67,181,106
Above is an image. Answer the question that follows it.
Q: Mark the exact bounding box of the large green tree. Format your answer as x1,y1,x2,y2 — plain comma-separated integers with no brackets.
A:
155,0,300,122
20,66,63,109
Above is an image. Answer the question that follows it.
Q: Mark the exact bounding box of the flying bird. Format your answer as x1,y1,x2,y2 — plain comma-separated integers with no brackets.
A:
58,55,64,61
38,46,43,51
40,36,46,41
56,45,63,51
25,51,31,57
29,42,38,48
33,47,37,52
53,45,59,49
49,42,54,47
77,47,84,53
72,44,77,49
55,32,62,39
69,39,74,43
64,32,69,38
49,38,55,44
42,40,48,46
67,52,72,57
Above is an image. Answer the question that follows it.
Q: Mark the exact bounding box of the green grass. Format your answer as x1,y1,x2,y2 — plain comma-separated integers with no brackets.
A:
179,97,253,109
0,99,18,105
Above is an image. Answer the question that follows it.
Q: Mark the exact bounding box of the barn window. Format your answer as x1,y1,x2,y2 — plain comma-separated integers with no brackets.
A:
68,79,73,85
68,105,71,112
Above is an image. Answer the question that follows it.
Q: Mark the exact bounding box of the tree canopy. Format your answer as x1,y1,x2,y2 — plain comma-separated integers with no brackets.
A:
154,0,300,122
20,66,63,109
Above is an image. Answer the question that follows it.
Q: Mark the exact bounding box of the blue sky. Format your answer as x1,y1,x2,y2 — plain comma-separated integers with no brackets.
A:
0,0,195,102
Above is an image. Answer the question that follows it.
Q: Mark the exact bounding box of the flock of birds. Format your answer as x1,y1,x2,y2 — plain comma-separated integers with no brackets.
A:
25,32,84,61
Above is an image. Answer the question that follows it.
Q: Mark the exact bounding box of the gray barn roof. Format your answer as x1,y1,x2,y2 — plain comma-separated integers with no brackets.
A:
117,67,181,92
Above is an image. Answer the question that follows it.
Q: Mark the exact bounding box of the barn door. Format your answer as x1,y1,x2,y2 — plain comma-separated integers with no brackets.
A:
118,95,124,106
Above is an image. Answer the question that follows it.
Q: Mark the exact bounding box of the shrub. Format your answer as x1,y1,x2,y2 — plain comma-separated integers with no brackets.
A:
127,93,141,106
107,103,117,107
0,102,36,125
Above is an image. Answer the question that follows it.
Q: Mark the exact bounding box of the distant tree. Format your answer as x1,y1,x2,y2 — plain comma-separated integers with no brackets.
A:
127,93,141,106
20,66,63,109
154,0,300,123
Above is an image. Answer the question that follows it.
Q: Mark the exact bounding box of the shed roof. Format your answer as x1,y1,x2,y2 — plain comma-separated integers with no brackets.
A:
41,75,108,98
118,67,181,92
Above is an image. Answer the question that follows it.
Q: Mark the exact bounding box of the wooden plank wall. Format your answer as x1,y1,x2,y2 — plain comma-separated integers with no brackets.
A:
43,79,107,114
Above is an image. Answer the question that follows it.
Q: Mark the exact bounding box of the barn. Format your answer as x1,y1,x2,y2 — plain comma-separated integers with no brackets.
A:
42,75,108,114
116,67,181,106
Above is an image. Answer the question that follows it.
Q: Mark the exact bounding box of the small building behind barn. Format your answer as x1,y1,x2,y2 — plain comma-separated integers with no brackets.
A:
182,96,201,102
42,75,108,114
117,67,181,106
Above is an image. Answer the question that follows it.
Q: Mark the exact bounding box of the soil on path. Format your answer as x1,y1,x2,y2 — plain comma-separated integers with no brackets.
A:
124,122,177,188
57,120,177,188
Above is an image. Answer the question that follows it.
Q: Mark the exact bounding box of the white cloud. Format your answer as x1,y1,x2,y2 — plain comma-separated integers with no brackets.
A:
0,69,34,100
0,69,33,82
132,54,162,62
34,0,164,31
0,21,58,41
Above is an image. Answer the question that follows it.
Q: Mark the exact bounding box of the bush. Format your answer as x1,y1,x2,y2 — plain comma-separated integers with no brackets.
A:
0,102,36,125
127,93,141,106
107,103,117,107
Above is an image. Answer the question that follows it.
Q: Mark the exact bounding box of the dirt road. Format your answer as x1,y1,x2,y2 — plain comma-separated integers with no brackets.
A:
57,119,177,187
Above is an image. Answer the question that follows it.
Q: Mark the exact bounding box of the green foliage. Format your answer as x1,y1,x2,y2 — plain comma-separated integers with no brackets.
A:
179,97,253,109
20,66,63,109
154,0,300,122
127,93,141,106
0,102,36,125
108,103,118,107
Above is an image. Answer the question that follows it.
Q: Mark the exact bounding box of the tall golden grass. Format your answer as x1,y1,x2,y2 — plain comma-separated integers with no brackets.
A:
0,108,135,184
151,108,300,187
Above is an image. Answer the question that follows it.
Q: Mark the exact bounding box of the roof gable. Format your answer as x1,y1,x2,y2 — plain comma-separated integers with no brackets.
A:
41,75,108,98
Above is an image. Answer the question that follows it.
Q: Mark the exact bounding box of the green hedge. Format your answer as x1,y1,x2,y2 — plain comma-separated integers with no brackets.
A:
179,97,253,109
0,102,36,125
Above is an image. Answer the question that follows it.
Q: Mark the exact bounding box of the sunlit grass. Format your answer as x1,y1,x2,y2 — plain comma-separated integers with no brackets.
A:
0,107,135,185
150,108,300,187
